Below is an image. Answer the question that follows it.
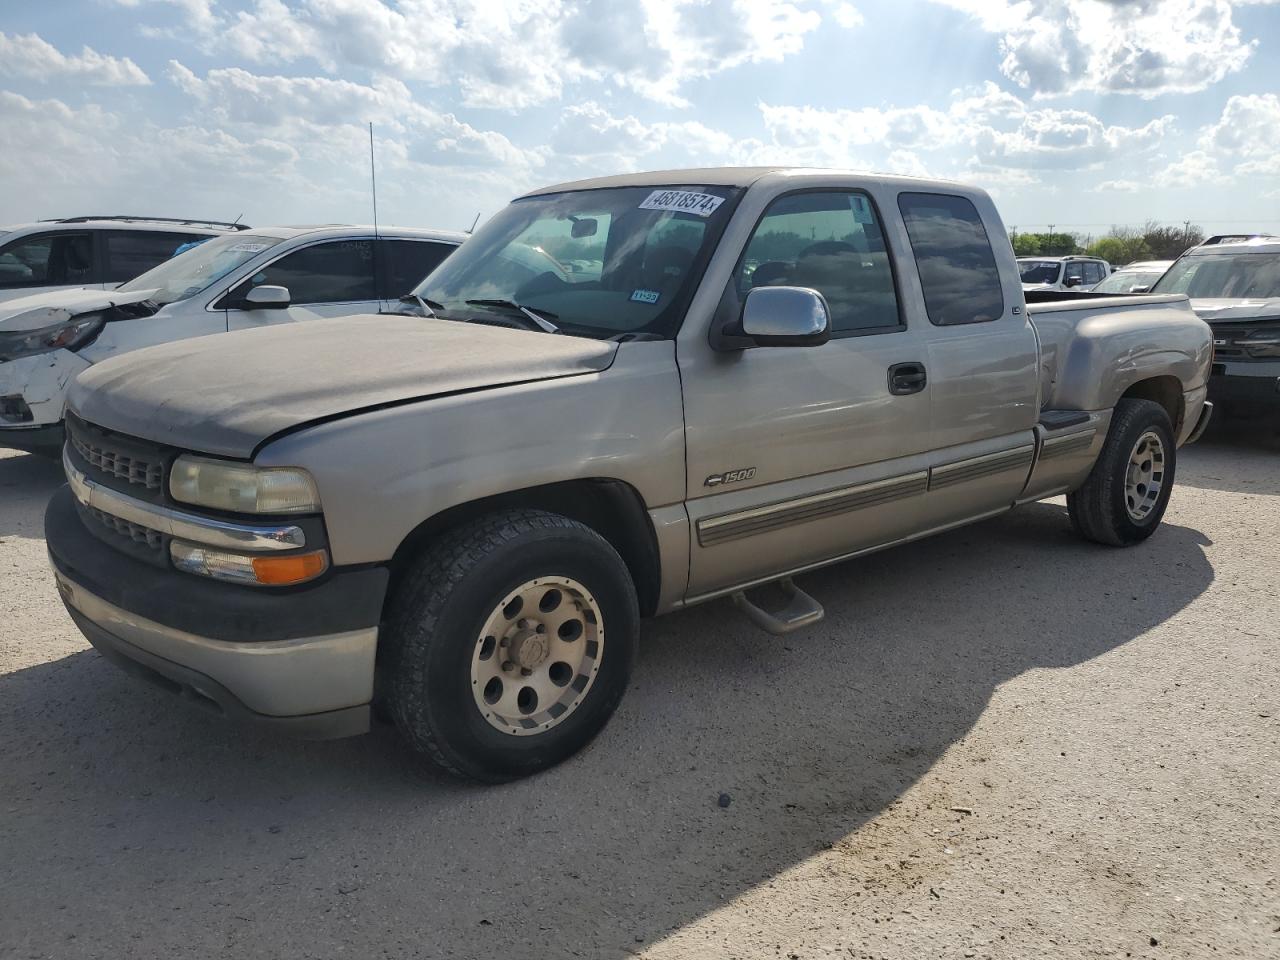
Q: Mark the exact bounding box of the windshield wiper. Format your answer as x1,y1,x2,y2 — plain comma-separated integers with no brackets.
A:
465,299,560,334
397,293,445,317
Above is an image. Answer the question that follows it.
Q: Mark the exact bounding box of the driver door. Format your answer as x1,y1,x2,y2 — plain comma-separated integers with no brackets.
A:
679,189,934,598
224,239,381,330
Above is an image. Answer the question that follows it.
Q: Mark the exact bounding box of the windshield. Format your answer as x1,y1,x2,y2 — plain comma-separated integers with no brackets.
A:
117,233,284,305
1152,252,1280,300
416,185,740,338
1018,260,1061,284
1093,269,1164,294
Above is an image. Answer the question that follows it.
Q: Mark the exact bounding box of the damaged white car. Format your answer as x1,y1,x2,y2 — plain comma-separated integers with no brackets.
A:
0,224,465,452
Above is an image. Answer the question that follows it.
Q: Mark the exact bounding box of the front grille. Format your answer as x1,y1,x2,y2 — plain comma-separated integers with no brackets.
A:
66,415,165,490
86,505,163,551
1211,324,1280,363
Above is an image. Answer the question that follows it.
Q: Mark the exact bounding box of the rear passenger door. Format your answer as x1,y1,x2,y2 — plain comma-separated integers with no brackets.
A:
895,192,1039,527
376,238,457,307
224,239,382,330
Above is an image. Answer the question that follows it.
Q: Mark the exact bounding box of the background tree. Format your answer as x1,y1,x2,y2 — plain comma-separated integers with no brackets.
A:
1141,221,1204,259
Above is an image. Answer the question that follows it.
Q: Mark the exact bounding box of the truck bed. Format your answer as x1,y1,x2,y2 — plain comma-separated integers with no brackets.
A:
1022,291,1208,415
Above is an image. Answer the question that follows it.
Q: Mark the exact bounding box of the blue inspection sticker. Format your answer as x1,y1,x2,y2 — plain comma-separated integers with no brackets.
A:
630,288,661,304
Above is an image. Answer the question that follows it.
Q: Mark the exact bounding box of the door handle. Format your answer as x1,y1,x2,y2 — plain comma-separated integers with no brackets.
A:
888,362,927,396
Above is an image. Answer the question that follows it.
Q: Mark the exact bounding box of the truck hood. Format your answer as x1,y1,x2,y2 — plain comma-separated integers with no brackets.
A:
0,287,159,332
68,315,617,458
1190,298,1280,325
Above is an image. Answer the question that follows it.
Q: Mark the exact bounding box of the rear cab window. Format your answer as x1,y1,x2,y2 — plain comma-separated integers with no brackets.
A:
898,193,1004,325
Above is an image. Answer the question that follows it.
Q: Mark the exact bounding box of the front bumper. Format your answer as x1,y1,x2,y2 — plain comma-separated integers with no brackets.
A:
1208,359,1280,414
0,349,88,432
46,485,388,739
0,420,64,453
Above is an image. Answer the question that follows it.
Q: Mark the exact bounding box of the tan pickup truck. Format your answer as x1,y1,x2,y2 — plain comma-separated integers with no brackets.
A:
47,168,1213,781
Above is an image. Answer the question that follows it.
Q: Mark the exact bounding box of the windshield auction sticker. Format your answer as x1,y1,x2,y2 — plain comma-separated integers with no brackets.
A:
639,190,725,217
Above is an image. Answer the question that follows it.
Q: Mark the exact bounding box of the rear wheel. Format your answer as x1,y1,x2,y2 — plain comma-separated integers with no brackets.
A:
381,510,639,782
1068,398,1176,546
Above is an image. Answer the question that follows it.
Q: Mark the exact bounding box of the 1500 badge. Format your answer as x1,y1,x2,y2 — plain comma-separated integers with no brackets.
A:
704,467,756,487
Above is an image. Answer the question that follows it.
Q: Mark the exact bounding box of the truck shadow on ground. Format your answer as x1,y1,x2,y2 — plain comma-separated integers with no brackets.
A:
0,503,1214,959
0,450,64,540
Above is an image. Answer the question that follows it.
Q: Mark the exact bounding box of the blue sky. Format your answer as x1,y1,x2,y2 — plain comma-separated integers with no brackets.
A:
2,0,1279,238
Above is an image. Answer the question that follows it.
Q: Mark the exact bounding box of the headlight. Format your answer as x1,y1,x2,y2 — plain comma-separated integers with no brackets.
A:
170,541,329,586
169,455,321,514
1244,335,1280,359
0,316,103,361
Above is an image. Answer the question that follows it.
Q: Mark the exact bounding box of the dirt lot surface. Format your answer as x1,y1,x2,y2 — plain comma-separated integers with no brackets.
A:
1,427,1277,960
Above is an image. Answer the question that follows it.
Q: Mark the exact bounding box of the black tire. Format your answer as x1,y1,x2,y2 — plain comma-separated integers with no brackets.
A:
1067,398,1176,546
380,509,639,782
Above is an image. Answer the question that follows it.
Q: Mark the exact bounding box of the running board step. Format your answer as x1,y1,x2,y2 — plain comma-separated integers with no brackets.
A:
731,578,825,635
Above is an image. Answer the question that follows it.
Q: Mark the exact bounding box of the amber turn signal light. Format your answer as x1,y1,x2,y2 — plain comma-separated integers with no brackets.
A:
250,550,329,585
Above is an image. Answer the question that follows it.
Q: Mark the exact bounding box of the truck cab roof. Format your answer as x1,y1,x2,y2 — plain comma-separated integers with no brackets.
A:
521,166,974,198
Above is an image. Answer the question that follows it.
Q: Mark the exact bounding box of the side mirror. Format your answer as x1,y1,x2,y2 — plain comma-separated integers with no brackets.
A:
243,284,291,310
570,218,598,239
1063,275,1083,288
1130,284,1151,294
739,286,831,347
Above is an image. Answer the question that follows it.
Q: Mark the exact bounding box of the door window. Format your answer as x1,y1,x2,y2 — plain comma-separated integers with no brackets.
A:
379,239,455,299
1083,261,1105,284
233,239,376,305
1064,261,1086,284
897,193,1004,324
0,232,95,288
103,231,203,282
733,191,901,334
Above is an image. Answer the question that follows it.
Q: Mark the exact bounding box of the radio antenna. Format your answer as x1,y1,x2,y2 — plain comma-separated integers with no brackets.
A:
468,212,480,234
369,122,380,239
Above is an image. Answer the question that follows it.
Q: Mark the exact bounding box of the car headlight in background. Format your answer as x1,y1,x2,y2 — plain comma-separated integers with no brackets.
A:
0,316,104,361
1243,334,1280,359
169,455,322,514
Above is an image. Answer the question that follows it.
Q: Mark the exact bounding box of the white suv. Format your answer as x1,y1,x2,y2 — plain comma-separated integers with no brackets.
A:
0,216,249,304
1017,255,1112,292
0,224,465,452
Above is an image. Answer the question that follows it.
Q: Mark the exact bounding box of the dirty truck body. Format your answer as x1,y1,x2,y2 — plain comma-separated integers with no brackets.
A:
47,168,1213,781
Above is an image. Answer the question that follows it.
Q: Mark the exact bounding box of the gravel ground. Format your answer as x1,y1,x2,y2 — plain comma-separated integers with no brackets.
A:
1,426,1277,960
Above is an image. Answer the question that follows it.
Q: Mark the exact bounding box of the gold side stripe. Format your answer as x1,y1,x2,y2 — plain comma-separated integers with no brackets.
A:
1039,430,1096,461
697,471,928,547
928,444,1035,491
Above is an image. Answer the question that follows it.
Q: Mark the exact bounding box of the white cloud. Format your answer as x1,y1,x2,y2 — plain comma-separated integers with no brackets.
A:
829,2,864,29
752,83,1173,173
932,0,1259,98
166,61,544,172
0,31,150,86
1199,93,1280,159
123,0,823,108
1097,179,1143,192
1154,150,1221,187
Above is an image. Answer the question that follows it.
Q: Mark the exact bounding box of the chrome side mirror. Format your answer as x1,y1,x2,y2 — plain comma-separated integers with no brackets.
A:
244,284,291,310
740,286,831,347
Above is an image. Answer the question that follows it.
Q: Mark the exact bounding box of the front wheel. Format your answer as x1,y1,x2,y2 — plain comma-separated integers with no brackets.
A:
1067,398,1177,546
381,510,639,782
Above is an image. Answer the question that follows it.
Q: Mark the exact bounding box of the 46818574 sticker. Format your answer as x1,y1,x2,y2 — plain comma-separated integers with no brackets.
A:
639,189,726,218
